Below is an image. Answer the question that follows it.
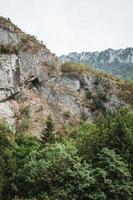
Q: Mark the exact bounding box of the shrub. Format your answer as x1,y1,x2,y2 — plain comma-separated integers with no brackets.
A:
85,90,92,99
0,44,19,55
20,105,30,118
91,95,106,112
20,34,37,43
63,110,70,119
20,33,46,48
118,80,133,105
97,90,108,101
61,62,87,74
36,105,44,112
21,118,30,131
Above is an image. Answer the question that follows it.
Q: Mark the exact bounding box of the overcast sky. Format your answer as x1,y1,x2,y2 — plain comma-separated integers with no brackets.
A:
0,0,133,55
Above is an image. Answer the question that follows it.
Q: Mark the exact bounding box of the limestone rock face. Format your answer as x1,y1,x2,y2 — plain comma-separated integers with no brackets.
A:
0,28,20,45
0,17,132,135
0,54,20,101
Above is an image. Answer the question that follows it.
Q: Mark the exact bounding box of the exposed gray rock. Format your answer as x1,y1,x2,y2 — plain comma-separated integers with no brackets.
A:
61,77,80,91
0,54,20,101
58,94,80,115
0,28,20,45
0,101,15,125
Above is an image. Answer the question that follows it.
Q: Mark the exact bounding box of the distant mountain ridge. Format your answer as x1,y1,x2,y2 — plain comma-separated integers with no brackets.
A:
60,48,133,80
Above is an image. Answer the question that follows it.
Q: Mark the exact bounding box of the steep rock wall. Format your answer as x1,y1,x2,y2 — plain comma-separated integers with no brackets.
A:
0,17,132,135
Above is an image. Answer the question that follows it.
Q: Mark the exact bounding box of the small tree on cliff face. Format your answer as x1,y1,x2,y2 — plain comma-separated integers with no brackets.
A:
41,114,55,145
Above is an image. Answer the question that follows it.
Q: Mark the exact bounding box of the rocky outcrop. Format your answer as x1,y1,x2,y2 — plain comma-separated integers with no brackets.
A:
0,17,132,135
60,48,133,80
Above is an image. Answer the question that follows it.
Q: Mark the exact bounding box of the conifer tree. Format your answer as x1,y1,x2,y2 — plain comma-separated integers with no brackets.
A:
40,114,55,144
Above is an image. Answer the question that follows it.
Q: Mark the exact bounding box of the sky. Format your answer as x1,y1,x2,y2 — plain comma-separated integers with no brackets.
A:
0,0,133,55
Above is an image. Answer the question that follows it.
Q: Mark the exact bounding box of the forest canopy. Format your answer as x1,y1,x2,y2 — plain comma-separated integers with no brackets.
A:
0,107,133,200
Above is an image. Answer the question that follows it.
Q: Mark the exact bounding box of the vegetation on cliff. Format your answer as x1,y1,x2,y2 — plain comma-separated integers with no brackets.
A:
0,44,19,55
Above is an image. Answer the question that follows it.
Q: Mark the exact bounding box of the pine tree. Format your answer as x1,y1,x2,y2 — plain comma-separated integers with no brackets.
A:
40,114,55,145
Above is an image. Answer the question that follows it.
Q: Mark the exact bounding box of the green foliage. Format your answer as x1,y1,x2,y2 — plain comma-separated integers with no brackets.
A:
11,141,93,199
0,44,19,55
118,79,133,105
61,62,88,74
1,107,133,199
91,95,106,112
40,114,55,145
20,34,38,43
85,90,92,99
63,110,70,119
21,118,30,131
96,89,108,102
20,33,46,48
91,148,133,199
74,107,133,175
0,120,15,199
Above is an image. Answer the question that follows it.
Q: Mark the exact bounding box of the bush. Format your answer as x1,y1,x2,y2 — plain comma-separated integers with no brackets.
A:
118,80,133,106
61,62,88,74
20,34,37,43
0,44,19,55
20,105,30,118
91,95,106,112
20,34,46,48
63,110,70,119
21,118,30,131
85,90,92,99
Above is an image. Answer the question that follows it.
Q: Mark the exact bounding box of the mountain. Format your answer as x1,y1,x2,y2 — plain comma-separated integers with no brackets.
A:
60,48,133,80
0,16,133,135
1,17,133,200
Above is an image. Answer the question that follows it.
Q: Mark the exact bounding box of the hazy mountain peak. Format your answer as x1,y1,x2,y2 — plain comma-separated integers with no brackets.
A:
60,48,133,79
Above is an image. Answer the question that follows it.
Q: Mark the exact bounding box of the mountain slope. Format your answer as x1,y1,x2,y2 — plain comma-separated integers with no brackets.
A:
60,48,133,80
0,17,133,135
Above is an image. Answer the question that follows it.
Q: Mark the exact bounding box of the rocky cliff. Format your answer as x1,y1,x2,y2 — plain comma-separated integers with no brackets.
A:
0,17,133,135
60,48,133,80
